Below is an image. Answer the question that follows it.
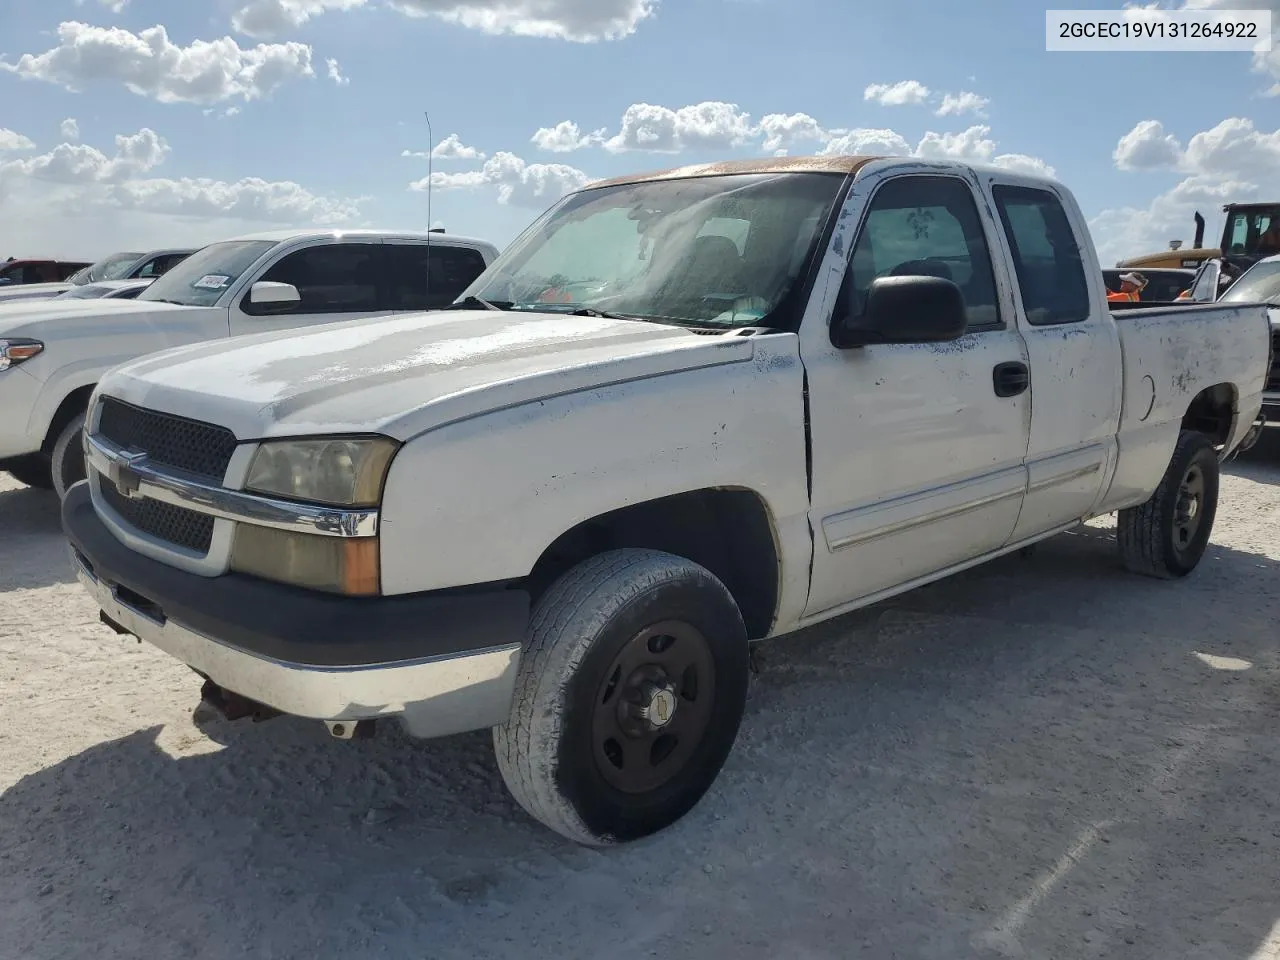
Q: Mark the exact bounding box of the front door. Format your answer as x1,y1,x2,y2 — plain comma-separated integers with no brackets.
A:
800,172,1032,618
228,239,390,336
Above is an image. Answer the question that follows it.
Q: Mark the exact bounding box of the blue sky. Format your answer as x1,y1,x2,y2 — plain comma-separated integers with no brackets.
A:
2,0,1280,265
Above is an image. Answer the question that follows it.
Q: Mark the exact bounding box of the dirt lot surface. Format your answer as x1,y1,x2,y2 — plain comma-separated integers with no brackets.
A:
3,434,1280,960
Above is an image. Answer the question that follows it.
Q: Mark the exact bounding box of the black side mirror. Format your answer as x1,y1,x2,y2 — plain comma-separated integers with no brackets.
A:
832,274,968,349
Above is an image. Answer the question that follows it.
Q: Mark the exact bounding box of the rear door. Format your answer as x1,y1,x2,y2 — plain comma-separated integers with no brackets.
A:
383,240,490,311
228,239,391,336
800,171,1033,617
987,181,1121,541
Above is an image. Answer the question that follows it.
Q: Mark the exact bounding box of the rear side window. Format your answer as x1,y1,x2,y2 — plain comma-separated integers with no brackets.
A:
385,244,489,310
993,185,1091,325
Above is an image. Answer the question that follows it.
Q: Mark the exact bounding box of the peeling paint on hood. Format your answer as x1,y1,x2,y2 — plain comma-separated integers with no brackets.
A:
99,308,757,442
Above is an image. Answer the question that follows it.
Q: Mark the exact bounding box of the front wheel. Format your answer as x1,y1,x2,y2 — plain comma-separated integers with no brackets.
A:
50,411,88,501
1117,430,1220,579
494,548,750,845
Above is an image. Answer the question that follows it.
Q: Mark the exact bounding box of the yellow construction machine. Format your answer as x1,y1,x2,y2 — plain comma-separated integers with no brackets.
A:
1116,203,1280,271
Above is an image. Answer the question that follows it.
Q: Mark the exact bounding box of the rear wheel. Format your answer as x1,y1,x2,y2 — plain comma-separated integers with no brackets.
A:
494,548,750,845
1117,430,1219,579
50,411,88,501
4,454,53,490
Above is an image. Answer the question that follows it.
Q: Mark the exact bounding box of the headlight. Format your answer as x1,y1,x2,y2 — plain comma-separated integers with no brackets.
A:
244,436,398,507
0,338,44,372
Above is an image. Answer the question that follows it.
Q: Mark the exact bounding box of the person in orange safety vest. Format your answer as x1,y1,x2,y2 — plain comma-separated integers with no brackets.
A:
1106,272,1146,302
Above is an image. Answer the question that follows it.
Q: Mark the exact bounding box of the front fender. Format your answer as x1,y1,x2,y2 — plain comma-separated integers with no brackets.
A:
377,335,812,621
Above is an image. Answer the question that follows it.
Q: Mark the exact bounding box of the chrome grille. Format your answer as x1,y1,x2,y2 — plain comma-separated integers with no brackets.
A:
93,397,236,556
99,484,216,554
97,397,237,481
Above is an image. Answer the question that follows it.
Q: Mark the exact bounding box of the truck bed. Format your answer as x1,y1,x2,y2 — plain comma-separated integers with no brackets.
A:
1101,299,1271,513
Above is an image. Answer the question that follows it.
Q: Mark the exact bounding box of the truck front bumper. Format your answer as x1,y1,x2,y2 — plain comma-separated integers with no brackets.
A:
62,482,529,739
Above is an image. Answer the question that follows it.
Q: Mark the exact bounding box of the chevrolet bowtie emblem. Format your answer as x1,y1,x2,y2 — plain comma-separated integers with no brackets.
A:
107,449,148,500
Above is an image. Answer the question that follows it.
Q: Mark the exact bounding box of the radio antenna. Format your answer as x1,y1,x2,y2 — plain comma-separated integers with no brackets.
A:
423,111,434,281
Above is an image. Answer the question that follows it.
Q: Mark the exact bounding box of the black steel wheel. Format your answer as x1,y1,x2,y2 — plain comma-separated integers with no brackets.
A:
495,548,750,845
591,620,716,795
1118,430,1220,579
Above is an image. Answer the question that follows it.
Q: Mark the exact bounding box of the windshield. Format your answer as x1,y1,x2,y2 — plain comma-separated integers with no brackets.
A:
70,252,143,285
1220,259,1280,303
137,240,274,307
460,172,843,328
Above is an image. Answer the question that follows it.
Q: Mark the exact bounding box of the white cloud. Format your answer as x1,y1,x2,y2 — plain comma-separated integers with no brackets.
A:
5,129,169,185
0,126,362,227
915,125,997,162
990,153,1057,177
819,127,913,156
387,0,652,41
604,101,755,153
325,57,348,85
1094,115,1280,263
936,91,989,118
0,129,36,153
230,0,653,40
1172,0,1280,91
110,176,360,223
531,120,606,152
0,22,316,105
403,133,487,160
432,133,485,159
1113,119,1182,170
231,0,367,37
411,151,589,207
757,113,826,152
863,80,931,106
816,123,1055,176
59,118,80,142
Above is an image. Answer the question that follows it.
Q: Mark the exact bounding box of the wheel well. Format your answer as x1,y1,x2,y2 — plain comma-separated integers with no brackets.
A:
527,488,780,640
41,385,95,454
1181,383,1237,448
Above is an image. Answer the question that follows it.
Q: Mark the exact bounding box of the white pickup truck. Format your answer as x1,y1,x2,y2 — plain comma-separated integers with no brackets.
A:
0,229,499,497
61,156,1270,846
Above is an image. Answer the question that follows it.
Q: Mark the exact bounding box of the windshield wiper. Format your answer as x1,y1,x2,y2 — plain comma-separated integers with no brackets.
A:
568,307,646,321
453,295,512,311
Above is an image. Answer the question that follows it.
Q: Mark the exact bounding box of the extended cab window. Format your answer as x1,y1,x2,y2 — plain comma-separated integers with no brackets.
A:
386,244,488,310
247,243,381,315
847,176,1001,330
992,185,1090,325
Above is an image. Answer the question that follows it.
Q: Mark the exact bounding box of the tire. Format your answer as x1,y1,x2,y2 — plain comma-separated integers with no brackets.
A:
50,411,88,502
495,548,750,845
4,454,53,490
1117,430,1220,579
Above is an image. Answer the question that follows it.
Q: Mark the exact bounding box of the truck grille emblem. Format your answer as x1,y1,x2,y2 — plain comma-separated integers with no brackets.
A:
107,449,148,500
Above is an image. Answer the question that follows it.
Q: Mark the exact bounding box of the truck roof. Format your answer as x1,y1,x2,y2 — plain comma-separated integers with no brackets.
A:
584,154,1059,191
224,228,496,247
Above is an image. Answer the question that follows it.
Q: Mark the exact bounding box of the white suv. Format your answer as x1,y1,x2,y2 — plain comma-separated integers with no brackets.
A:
0,229,499,498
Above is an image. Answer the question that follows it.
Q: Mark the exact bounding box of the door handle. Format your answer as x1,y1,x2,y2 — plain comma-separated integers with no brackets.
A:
993,361,1029,398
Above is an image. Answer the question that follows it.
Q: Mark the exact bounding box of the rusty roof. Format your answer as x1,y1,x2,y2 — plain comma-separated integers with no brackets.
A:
584,155,883,190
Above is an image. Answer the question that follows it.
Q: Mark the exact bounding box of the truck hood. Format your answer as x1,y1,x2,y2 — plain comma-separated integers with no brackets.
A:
0,298,221,341
100,309,756,441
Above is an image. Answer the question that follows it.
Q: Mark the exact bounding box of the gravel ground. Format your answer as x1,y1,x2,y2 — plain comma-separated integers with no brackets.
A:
3,433,1280,960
